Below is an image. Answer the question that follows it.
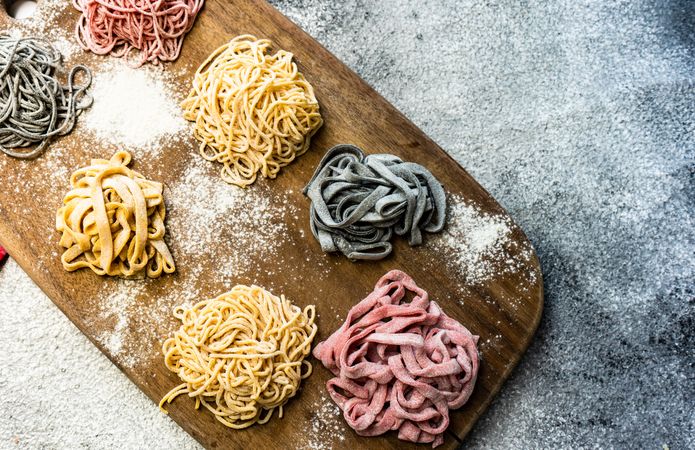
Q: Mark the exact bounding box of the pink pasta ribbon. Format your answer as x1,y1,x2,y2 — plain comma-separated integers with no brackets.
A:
313,270,480,448
73,0,204,66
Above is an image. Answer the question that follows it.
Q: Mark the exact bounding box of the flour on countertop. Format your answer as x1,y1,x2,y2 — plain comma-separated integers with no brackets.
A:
0,259,199,449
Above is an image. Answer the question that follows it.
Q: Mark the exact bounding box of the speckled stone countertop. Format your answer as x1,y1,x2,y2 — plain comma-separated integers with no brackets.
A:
0,1,692,448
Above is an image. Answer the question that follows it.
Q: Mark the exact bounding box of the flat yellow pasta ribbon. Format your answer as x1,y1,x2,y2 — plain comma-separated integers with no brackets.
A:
56,151,175,278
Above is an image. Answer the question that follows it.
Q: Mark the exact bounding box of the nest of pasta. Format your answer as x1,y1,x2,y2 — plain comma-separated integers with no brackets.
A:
74,0,205,66
313,270,479,447
160,285,318,428
182,34,323,187
56,151,175,278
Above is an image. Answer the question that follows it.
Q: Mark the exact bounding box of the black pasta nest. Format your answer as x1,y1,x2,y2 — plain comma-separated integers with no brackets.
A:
303,144,447,260
0,33,92,159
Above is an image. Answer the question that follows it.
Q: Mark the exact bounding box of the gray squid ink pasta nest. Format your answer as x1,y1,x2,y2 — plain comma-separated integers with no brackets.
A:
0,33,92,159
303,144,447,260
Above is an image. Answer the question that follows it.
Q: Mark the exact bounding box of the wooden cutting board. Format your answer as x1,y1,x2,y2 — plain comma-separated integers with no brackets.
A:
0,1,543,449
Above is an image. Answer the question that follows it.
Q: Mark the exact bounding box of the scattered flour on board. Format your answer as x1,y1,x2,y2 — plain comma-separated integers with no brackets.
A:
167,158,296,284
92,158,300,369
431,194,535,287
11,0,61,31
95,282,144,368
9,0,189,156
51,35,79,60
296,393,347,450
4,0,537,386
82,60,189,153
40,145,70,187
92,275,204,369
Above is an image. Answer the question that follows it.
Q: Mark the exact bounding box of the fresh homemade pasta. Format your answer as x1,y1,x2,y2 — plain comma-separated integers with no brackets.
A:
160,285,318,428
304,144,447,260
182,35,323,187
0,33,92,159
74,0,204,66
56,151,175,278
313,270,479,448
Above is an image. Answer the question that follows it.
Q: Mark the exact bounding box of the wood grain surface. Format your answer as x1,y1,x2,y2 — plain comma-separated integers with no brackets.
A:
0,1,543,449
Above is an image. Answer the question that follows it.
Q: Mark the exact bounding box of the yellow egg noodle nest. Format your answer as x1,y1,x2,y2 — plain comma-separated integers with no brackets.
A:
182,35,323,187
160,284,317,428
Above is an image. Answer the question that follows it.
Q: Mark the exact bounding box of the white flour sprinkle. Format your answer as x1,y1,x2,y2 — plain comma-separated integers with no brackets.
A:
17,0,61,32
91,276,202,369
91,274,208,370
51,36,79,60
168,158,294,282
91,158,299,369
95,282,144,368
6,0,82,63
41,145,70,189
8,28,22,39
432,194,514,284
298,394,346,450
82,61,188,153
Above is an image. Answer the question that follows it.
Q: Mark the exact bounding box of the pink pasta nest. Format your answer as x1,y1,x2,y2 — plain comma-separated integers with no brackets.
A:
313,270,480,447
73,0,204,66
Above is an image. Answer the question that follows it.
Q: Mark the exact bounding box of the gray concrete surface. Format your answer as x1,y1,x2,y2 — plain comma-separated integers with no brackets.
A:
1,0,693,448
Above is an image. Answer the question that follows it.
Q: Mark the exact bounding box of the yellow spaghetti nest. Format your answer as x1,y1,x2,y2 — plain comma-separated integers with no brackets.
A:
181,34,323,187
56,151,175,278
160,285,318,428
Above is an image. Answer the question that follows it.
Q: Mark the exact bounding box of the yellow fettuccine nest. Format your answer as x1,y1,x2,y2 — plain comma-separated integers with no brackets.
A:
56,151,175,278
160,285,318,428
182,34,323,187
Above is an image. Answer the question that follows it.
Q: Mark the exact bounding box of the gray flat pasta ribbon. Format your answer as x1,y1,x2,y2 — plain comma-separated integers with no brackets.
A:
0,33,92,159
303,144,446,260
